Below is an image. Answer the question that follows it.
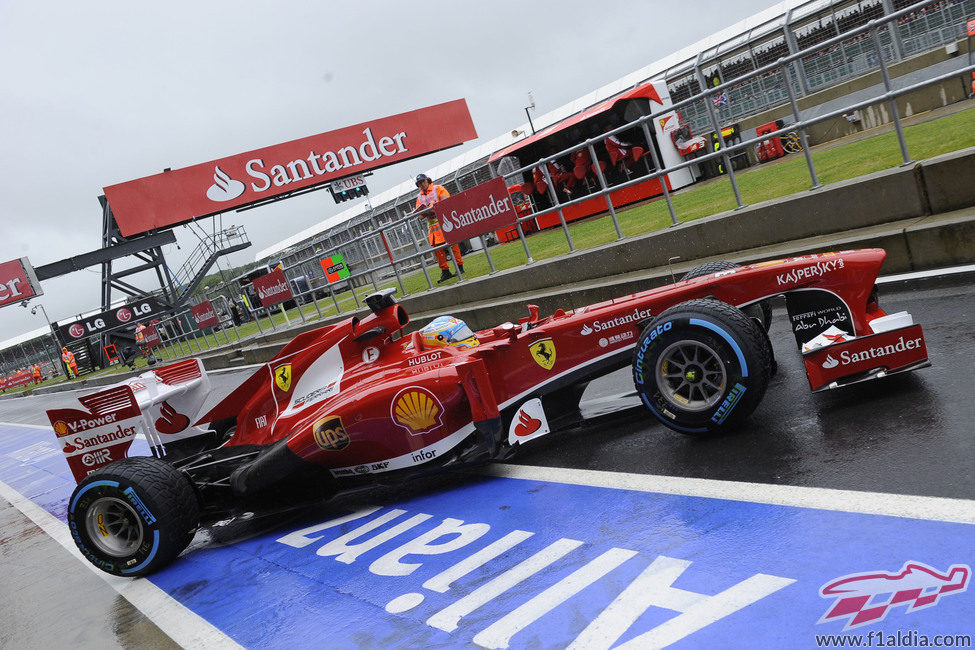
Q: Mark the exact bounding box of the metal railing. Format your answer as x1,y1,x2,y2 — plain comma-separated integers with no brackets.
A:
7,1,972,372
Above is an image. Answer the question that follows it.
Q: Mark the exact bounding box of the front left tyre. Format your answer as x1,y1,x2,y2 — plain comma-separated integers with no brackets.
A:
632,298,771,435
68,456,200,577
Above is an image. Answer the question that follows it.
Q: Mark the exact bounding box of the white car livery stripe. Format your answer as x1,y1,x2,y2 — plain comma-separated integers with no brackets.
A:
329,423,476,477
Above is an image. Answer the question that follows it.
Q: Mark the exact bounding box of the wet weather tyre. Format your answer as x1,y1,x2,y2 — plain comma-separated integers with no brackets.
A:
67,456,200,577
681,260,773,331
632,298,771,435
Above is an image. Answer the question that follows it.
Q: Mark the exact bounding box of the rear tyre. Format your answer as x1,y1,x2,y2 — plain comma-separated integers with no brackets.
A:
68,456,199,577
681,260,773,331
632,298,771,435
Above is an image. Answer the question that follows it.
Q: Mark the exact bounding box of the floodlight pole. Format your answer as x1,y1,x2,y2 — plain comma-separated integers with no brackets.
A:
27,302,63,375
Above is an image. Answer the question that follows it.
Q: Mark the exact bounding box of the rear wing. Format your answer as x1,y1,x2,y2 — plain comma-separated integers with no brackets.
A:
46,358,213,482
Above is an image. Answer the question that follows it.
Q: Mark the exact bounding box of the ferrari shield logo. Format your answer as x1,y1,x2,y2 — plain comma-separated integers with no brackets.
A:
274,364,292,392
529,338,556,370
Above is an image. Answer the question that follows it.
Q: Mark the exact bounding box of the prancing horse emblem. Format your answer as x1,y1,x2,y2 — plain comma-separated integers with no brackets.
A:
529,339,556,371
275,363,292,392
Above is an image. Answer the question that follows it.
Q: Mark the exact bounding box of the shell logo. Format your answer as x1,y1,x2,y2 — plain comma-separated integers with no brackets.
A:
391,387,443,436
53,420,69,435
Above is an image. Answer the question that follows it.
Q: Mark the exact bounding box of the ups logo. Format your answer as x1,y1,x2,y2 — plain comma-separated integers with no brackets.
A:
312,416,350,451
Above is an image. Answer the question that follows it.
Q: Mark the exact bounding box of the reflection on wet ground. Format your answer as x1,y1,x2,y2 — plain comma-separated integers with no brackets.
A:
0,499,178,649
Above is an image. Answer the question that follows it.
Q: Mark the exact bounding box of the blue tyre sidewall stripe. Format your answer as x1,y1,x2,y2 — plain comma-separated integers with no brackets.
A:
71,479,161,574
688,318,748,377
122,530,161,574
639,393,708,433
70,479,120,512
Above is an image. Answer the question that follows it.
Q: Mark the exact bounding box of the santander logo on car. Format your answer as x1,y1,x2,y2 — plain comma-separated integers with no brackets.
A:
821,336,923,369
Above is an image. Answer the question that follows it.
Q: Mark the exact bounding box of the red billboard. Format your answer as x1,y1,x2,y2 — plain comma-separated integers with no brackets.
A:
103,99,478,237
1,372,35,391
190,300,220,328
433,177,519,244
253,268,294,307
0,257,43,309
141,325,162,348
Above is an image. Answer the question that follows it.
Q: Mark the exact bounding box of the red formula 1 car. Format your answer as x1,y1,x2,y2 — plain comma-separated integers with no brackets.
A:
48,249,929,576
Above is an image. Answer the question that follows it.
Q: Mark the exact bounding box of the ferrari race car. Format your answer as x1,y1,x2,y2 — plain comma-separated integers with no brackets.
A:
47,249,930,576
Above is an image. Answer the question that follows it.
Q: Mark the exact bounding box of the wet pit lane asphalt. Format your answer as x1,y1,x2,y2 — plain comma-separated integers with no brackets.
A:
0,273,972,647
518,275,975,501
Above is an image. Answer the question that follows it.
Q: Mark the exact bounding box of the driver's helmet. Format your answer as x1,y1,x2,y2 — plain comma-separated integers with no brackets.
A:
420,316,479,349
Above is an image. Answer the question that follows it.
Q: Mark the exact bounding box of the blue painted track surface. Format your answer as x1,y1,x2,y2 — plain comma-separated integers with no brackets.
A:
2,422,972,648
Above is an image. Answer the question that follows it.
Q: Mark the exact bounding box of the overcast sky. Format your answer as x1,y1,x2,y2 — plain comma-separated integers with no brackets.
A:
0,0,776,344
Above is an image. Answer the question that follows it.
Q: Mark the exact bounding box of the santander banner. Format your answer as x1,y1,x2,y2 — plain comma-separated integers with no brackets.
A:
253,268,294,307
433,177,518,245
47,385,142,482
190,300,220,328
0,257,43,309
103,99,478,237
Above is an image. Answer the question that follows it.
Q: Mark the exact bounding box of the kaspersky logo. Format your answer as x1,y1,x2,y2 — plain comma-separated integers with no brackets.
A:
819,561,970,630
206,166,245,202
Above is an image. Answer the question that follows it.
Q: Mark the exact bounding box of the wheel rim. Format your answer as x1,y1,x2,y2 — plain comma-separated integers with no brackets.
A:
655,340,727,412
84,496,144,556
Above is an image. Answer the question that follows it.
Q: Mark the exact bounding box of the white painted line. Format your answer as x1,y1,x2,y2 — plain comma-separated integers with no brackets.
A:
0,478,241,649
0,420,53,430
210,363,263,374
482,464,975,525
878,263,975,284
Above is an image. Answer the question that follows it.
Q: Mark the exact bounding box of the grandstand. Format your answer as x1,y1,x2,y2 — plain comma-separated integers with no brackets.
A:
254,0,974,291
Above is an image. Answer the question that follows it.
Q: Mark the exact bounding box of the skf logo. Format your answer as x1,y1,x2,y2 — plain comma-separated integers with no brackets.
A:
275,364,292,392
529,338,556,371
391,387,443,436
313,416,350,451
819,561,970,630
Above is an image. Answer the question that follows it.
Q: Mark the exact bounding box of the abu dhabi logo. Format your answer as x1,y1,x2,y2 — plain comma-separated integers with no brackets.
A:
818,561,970,630
206,166,245,202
